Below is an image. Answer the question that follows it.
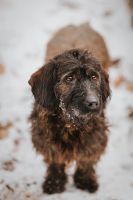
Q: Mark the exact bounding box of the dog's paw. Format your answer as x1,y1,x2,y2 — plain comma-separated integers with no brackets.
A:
42,177,66,194
74,177,99,193
74,169,99,193
87,179,99,193
42,164,67,194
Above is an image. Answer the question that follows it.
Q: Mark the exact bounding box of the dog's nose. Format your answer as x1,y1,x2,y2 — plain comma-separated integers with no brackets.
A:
86,100,99,110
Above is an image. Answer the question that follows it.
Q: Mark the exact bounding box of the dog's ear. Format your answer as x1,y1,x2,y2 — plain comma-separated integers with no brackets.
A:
101,70,111,104
28,62,57,109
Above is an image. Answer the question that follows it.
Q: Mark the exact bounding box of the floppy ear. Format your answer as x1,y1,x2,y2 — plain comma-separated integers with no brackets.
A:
28,62,57,109
101,70,111,104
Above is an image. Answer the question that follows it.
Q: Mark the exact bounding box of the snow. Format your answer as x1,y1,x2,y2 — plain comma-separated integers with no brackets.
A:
0,0,133,199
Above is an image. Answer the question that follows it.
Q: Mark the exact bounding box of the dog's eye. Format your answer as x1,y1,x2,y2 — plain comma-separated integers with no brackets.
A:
65,76,73,82
91,75,97,81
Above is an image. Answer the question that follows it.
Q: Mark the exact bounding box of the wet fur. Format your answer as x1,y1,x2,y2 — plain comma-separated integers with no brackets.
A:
29,49,110,194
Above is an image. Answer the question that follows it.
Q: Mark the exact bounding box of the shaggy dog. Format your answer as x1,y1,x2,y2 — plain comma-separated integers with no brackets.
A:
29,48,110,194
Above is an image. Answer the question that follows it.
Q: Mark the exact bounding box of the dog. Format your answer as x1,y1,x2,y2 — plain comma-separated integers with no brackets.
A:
29,24,111,194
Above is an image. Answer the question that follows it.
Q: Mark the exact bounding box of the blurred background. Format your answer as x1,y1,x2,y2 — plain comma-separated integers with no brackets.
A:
0,0,133,199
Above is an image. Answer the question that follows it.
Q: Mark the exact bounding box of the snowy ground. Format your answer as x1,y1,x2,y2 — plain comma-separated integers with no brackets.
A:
0,0,133,199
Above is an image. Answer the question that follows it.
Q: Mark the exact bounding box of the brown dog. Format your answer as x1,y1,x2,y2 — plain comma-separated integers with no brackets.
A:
29,24,111,194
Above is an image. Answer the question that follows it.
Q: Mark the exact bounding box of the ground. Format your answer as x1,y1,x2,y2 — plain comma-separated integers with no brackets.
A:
0,0,133,200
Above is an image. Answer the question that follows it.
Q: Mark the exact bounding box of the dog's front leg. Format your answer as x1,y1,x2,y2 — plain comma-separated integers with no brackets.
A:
73,160,99,193
42,163,67,194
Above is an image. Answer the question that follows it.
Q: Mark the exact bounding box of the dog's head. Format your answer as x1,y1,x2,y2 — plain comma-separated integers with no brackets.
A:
29,49,110,122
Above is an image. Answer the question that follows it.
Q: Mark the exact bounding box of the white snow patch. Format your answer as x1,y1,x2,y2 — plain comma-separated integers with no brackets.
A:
0,0,133,199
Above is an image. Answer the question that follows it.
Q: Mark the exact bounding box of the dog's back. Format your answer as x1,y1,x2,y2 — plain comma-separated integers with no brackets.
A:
45,23,110,69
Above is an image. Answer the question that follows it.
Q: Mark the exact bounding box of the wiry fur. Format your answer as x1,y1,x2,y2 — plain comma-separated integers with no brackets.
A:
29,49,110,194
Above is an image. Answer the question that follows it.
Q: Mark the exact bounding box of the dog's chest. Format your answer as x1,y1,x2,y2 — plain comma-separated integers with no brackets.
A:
47,115,107,161
52,123,81,150
51,120,104,151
